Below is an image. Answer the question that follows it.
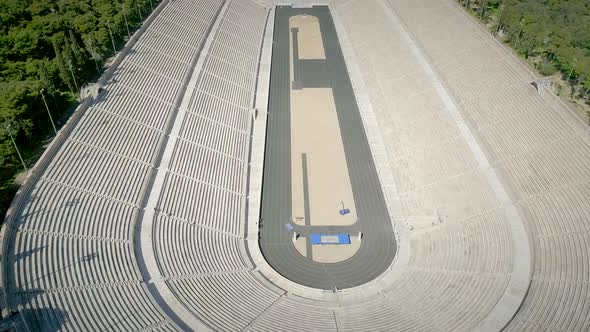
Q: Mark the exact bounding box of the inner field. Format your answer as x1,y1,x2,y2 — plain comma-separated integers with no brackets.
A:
289,15,357,229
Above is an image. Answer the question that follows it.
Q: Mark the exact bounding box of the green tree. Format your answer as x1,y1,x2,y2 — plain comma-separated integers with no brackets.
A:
0,0,161,219
69,30,84,66
38,61,55,95
52,36,73,92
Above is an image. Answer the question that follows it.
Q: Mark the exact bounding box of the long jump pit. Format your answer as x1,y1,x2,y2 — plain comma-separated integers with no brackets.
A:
259,6,396,290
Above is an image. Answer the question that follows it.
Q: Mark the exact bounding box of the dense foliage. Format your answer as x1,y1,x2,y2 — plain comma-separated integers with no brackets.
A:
0,0,158,218
459,0,590,96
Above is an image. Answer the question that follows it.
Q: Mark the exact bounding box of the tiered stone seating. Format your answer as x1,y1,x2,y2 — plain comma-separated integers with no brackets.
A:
387,268,509,331
7,0,589,330
70,107,161,162
15,181,135,237
154,215,246,278
336,299,436,332
408,210,513,273
384,0,590,330
153,0,267,235
156,172,243,235
168,271,280,331
93,83,173,129
248,296,338,332
11,230,172,331
328,0,519,329
146,1,274,330
146,0,523,330
5,0,225,330
40,140,151,203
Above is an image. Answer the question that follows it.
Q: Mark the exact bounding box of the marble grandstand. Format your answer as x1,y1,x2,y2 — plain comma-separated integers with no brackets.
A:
1,0,589,331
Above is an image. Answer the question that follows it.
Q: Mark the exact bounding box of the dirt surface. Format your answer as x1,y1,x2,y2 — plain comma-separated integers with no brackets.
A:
289,15,357,229
290,15,326,59
312,237,361,263
294,235,307,257
288,14,359,263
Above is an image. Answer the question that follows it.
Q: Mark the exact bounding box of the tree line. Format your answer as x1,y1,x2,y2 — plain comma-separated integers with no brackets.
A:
458,0,590,99
0,0,159,218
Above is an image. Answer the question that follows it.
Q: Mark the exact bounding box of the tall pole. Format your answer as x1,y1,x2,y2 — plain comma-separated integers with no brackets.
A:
40,89,57,134
122,4,131,39
5,124,27,171
495,4,504,35
137,3,143,21
88,38,101,75
567,58,577,82
479,0,487,19
513,23,523,49
575,74,584,95
68,59,79,92
93,55,100,75
107,23,117,54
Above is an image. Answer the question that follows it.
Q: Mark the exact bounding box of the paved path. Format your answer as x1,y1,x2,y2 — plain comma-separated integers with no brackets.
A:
259,6,396,290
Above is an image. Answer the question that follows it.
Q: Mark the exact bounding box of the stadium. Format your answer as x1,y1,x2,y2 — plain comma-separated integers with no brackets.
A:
1,0,590,330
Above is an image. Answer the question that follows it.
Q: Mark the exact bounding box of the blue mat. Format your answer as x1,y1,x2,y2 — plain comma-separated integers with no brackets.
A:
310,234,351,245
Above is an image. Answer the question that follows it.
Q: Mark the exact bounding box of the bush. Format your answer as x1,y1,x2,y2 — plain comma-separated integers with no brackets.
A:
539,62,558,76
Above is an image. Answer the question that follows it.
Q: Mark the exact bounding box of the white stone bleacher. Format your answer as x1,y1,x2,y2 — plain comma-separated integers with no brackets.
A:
70,107,162,163
156,172,243,235
40,139,151,204
153,214,247,278
385,0,590,330
12,233,170,331
247,296,338,332
92,83,174,130
329,0,517,329
169,271,280,332
143,0,522,329
8,0,587,330
147,0,522,330
349,211,512,332
15,180,135,236
408,210,513,274
148,1,277,330
336,300,436,332
337,0,505,217
386,267,509,331
389,0,580,160
5,0,225,330
152,0,267,229
183,91,251,131
181,97,250,158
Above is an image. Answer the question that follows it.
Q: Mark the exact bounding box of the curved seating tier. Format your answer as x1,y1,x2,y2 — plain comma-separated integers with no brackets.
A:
167,271,280,332
335,299,437,332
248,297,338,332
153,214,247,278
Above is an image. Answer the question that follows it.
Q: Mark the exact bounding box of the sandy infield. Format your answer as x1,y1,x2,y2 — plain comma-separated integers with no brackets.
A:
312,237,361,263
290,88,357,227
294,236,307,257
289,15,357,227
288,14,360,263
290,15,325,59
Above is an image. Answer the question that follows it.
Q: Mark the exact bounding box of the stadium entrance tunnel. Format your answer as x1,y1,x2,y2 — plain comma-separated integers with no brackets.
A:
258,5,397,290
